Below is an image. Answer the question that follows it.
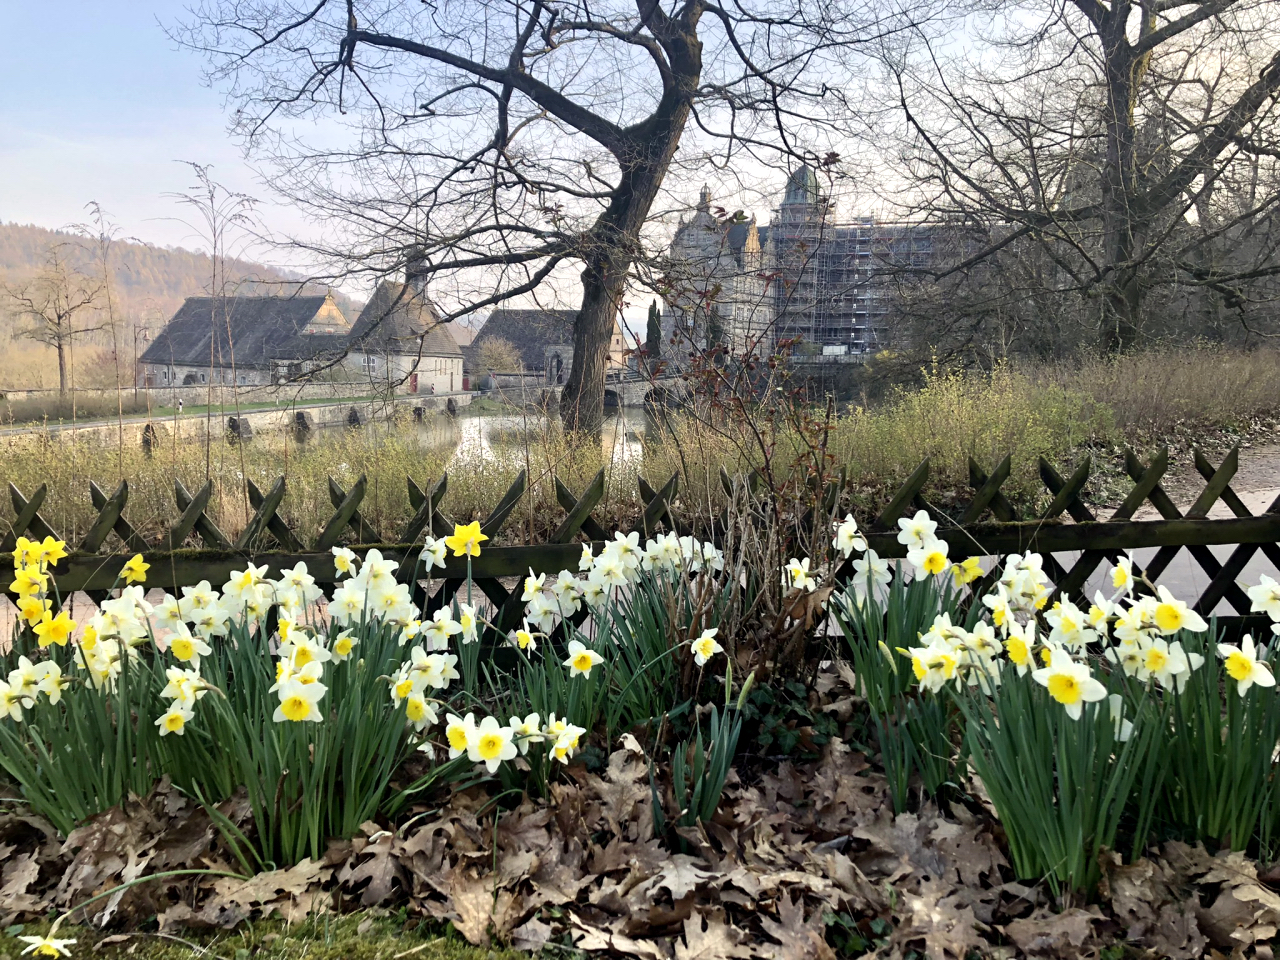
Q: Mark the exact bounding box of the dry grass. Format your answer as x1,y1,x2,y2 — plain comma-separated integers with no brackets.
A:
1,345,1276,545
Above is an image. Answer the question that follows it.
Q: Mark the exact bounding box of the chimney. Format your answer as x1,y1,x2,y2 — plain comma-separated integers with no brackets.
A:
405,245,429,295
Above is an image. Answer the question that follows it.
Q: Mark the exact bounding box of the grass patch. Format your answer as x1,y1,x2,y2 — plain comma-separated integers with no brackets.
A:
0,915,532,960
0,345,1276,544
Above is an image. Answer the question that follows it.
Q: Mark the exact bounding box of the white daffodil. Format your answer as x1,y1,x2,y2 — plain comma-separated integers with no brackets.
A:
564,640,605,679
1217,635,1276,696
17,934,78,957
508,713,543,755
445,712,478,759
404,694,439,732
1247,574,1280,621
420,537,447,572
167,623,213,668
851,549,891,598
896,509,938,550
1032,648,1108,720
522,569,546,602
907,538,950,578
155,703,195,737
833,514,867,559
1107,693,1134,742
1136,637,1203,692
274,677,326,722
691,628,723,666
785,557,817,593
468,716,518,773
1152,585,1208,635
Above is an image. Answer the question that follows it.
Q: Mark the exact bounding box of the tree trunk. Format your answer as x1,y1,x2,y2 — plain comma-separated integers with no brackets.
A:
1097,6,1153,353
559,8,703,433
56,341,68,399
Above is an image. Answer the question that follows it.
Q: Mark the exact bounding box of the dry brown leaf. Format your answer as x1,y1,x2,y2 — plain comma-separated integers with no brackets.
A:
891,880,989,960
1002,906,1104,957
572,915,669,959
648,854,719,900
675,911,753,960
755,890,835,960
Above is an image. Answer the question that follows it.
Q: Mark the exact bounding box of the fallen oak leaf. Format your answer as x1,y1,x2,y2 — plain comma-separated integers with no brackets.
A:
756,890,835,960
675,911,753,960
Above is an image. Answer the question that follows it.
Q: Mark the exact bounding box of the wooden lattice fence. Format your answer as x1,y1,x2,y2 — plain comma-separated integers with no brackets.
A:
3,445,1279,634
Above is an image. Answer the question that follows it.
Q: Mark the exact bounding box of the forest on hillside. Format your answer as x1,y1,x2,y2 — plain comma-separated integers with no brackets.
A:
0,221,363,392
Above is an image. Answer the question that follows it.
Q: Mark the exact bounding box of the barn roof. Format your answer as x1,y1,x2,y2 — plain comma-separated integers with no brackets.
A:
139,294,349,369
348,281,462,357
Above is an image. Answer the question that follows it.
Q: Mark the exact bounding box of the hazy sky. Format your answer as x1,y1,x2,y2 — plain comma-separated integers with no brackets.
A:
0,1,290,258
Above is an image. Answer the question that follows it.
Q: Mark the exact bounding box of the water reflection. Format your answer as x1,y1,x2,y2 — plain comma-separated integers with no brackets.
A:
318,407,652,465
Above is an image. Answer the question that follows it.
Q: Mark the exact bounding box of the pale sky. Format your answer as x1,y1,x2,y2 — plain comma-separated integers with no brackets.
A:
0,1,295,259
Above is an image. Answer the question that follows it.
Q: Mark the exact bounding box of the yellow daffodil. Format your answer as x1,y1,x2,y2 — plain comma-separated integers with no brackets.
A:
38,536,68,568
9,564,48,598
951,556,983,587
121,553,149,584
444,521,488,558
17,595,51,627
33,610,76,648
273,677,326,722
1152,585,1208,635
11,535,38,569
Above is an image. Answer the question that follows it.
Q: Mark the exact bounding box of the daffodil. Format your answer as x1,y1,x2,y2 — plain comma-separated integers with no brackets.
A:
1004,620,1036,676
1111,555,1134,595
11,535,37,569
17,933,77,957
419,537,447,571
1107,693,1134,742
32,610,76,648
509,621,538,652
0,680,25,721
907,538,950,578
951,555,983,587
273,677,326,722
17,595,51,627
161,666,208,705
521,569,546,602
331,546,358,578
444,520,487,558
404,694,438,732
1045,599,1095,654
156,703,195,736
1247,574,1280,621
784,557,817,593
456,602,480,644
1032,648,1107,720
37,536,68,568
421,607,462,650
469,716,517,772
445,712,478,759
691,628,723,666
579,543,595,572
564,640,604,679
121,553,149,584
1217,635,1276,696
332,629,358,660
1136,637,1203,692
833,514,867,559
544,715,586,764
508,713,543,754
851,549,891,598
9,564,48,598
896,509,938,550
901,640,959,693
168,625,213,667
1152,586,1208,635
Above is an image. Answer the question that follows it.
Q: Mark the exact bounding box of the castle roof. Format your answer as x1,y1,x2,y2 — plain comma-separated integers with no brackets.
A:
348,281,462,357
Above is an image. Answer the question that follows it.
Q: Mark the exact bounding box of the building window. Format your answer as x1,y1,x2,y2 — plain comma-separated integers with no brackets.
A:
200,373,207,383
162,369,169,382
362,356,378,373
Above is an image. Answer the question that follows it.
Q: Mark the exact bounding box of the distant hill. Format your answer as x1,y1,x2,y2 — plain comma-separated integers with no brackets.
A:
0,221,362,321
0,221,364,390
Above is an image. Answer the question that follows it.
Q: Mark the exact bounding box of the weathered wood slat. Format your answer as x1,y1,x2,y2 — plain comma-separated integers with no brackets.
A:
875,457,930,529
963,455,1013,524
555,476,610,542
552,469,606,544
1192,449,1280,615
6,483,60,548
636,473,681,538
89,480,149,553
246,478,305,552
237,477,289,550
328,477,380,544
169,481,225,550
481,470,528,538
80,481,128,554
314,475,368,551
1039,457,1092,522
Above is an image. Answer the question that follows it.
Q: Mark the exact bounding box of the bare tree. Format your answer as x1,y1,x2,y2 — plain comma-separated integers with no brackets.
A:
882,0,1280,354
3,244,105,398
175,0,924,431
477,337,524,373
